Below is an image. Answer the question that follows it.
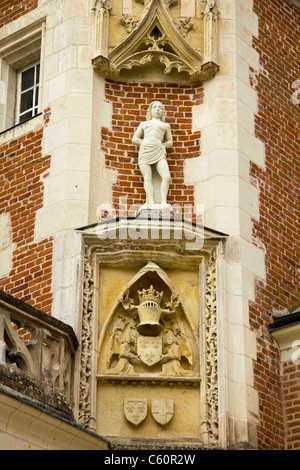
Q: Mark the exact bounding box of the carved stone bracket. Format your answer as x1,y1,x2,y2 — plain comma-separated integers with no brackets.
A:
92,0,219,83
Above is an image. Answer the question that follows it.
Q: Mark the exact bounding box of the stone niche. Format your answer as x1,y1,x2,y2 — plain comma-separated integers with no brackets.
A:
92,0,219,83
77,218,226,449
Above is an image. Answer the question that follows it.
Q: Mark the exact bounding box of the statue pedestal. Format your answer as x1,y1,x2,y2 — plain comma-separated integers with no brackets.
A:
137,203,174,218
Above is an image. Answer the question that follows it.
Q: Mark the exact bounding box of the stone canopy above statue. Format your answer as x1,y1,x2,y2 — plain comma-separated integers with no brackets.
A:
92,0,219,83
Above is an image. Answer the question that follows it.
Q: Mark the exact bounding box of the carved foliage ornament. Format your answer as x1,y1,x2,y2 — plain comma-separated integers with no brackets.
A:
78,246,95,429
203,248,219,444
92,0,219,83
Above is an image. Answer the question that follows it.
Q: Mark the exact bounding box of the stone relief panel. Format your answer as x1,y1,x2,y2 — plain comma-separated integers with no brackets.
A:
92,0,219,83
98,262,199,378
78,230,223,444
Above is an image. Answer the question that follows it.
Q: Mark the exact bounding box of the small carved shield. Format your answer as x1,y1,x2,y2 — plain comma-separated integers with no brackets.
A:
124,399,147,425
151,399,174,425
137,336,162,366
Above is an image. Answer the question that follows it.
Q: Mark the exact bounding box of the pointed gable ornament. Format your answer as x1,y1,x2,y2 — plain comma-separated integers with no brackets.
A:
92,0,219,83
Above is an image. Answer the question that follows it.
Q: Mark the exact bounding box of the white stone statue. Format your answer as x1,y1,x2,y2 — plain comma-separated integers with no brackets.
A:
132,101,173,210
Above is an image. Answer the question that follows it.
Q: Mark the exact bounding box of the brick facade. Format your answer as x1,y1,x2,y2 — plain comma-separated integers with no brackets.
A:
282,361,300,450
0,0,38,28
0,125,53,314
102,80,202,219
250,0,300,450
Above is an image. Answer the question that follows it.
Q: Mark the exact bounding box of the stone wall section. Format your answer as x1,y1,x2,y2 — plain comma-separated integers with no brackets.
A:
249,0,300,450
0,122,53,314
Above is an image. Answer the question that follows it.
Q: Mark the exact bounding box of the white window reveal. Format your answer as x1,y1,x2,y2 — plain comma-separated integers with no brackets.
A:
16,62,40,124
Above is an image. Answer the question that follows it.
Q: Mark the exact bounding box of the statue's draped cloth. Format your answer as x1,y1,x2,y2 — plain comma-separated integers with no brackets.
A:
138,142,166,166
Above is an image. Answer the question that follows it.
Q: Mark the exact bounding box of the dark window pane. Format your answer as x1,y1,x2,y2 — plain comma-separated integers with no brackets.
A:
36,64,40,84
21,67,34,91
35,86,39,106
20,89,33,113
19,111,33,123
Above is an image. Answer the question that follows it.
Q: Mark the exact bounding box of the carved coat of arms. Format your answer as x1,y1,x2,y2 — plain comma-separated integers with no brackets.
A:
137,336,162,366
102,262,197,378
151,399,174,425
124,399,147,425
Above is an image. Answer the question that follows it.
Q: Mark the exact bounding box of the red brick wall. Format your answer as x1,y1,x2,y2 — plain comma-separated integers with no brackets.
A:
282,361,300,449
102,80,202,218
250,0,300,450
0,125,53,314
0,0,38,28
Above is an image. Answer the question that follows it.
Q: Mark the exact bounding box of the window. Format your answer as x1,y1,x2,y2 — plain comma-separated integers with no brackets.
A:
0,20,45,133
16,62,40,124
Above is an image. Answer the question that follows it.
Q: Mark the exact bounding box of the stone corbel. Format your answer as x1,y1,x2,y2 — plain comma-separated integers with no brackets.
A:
92,0,112,59
201,0,219,70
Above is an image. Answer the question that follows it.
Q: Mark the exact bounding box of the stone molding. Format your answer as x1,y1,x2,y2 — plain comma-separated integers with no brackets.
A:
0,388,109,450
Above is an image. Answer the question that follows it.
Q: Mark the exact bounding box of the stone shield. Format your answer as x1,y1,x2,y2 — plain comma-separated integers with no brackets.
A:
124,399,147,425
137,336,162,366
151,399,174,425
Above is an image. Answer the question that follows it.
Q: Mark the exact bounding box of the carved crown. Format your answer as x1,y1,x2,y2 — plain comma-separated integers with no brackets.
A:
138,285,164,305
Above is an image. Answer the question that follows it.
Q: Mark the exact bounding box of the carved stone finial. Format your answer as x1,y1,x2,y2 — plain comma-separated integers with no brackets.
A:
120,14,139,33
92,0,112,11
177,17,193,37
202,0,219,17
136,0,178,9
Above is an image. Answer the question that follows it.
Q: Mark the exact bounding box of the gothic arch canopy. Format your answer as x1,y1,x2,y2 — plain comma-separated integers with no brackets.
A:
92,0,219,83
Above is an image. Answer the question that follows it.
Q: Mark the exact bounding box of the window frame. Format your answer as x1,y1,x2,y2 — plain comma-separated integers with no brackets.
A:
0,19,45,133
16,60,41,125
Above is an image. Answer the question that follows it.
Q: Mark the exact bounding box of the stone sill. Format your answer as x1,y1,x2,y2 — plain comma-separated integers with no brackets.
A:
0,113,43,145
109,436,214,451
97,374,201,387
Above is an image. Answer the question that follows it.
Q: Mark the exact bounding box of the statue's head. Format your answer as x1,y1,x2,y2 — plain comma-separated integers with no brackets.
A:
146,101,166,122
